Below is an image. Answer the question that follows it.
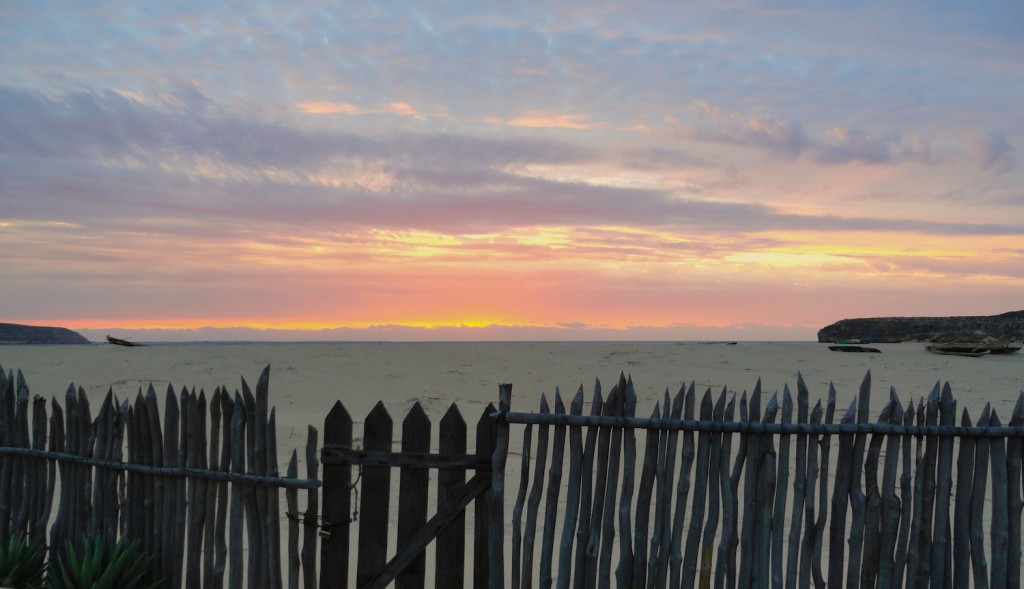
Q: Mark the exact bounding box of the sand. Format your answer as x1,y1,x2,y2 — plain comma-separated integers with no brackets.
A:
1,341,1020,584
3,340,1020,512
2,342,1020,438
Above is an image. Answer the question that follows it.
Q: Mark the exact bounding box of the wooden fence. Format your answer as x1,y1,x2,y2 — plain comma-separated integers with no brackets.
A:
4,361,1024,589
0,364,321,589
485,371,1024,589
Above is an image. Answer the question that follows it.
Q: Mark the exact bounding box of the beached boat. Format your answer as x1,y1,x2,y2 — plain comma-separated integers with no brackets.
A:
106,335,144,347
828,345,881,353
925,344,989,357
988,340,1022,354
924,338,1020,357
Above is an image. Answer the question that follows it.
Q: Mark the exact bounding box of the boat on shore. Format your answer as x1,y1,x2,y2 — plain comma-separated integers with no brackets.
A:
106,335,144,347
925,337,1021,357
829,345,881,353
987,340,1023,354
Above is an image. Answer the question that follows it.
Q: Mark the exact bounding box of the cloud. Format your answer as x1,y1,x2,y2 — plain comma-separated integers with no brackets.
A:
815,127,932,165
858,253,1024,281
507,110,597,129
0,86,381,169
667,100,935,165
3,86,1021,249
297,101,363,115
678,100,810,159
0,85,591,172
297,101,422,117
5,143,1020,241
971,131,1016,173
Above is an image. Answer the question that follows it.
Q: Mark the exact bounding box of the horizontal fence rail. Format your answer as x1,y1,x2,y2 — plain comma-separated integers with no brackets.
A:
495,411,1024,437
0,446,321,488
321,446,493,471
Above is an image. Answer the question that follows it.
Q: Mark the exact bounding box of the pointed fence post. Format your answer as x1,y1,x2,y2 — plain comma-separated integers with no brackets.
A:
0,368,11,542
544,391,570,589
357,402,393,587
930,384,957,589
303,425,320,589
696,387,729,589
615,380,638,589
969,406,992,587
475,402,497,589
557,387,586,589
488,384,512,589
989,409,1009,589
877,390,905,588
228,393,247,589
1006,395,1024,589
575,382,604,589
437,404,467,589
396,402,431,589
524,394,550,589
321,401,353,589
785,376,810,589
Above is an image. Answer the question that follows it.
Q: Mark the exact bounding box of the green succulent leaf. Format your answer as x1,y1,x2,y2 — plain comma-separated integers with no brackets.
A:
0,532,47,588
47,536,160,589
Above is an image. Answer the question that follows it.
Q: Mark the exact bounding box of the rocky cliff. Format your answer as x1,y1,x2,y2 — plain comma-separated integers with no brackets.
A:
817,311,1024,343
0,323,92,344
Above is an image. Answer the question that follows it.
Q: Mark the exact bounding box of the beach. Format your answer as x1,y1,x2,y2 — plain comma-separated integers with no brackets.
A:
3,341,1022,492
2,341,1021,585
2,341,1020,437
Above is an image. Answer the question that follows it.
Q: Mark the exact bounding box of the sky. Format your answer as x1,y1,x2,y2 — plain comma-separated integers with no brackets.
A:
2,1,1023,342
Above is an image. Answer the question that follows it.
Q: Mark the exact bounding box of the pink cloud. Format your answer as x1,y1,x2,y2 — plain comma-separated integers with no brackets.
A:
297,100,421,118
507,110,596,129
297,101,362,114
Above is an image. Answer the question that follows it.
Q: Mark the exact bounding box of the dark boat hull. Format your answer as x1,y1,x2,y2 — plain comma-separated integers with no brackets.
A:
106,335,143,347
925,339,1020,357
828,345,881,353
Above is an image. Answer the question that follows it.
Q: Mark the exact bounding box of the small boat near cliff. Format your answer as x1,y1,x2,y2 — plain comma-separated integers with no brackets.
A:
925,338,1021,357
829,345,881,353
106,335,144,347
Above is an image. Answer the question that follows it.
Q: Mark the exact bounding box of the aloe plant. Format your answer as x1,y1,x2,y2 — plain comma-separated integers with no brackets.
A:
46,537,160,589
0,532,47,589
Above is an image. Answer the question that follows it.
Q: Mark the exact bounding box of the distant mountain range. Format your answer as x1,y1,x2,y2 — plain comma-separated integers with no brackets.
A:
818,310,1024,343
0,323,91,344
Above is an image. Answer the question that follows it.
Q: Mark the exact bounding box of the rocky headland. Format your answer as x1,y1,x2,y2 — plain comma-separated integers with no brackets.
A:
817,310,1024,343
0,323,91,345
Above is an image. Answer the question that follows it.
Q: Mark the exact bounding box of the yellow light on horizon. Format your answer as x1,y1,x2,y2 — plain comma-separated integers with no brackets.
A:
64,318,559,332
725,251,854,267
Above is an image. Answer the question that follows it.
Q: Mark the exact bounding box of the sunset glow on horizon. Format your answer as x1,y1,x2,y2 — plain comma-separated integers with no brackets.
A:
3,2,1022,341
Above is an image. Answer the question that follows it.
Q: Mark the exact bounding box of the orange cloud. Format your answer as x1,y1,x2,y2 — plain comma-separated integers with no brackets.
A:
385,102,418,117
507,111,595,129
297,101,361,114
297,101,421,117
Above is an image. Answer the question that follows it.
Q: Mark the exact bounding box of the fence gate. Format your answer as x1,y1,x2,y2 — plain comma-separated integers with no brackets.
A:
319,386,508,589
